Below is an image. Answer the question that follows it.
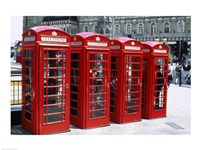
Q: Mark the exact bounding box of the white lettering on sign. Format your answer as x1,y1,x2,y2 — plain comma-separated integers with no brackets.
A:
154,49,167,53
143,49,150,53
110,46,120,49
71,41,82,46
87,42,107,47
41,36,67,42
24,36,35,41
125,46,141,50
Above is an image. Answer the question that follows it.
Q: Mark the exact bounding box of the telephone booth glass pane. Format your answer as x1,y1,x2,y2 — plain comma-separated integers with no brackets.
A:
89,53,108,119
154,58,167,110
110,56,118,113
125,56,141,114
142,58,148,110
70,53,80,117
43,50,67,124
23,50,33,121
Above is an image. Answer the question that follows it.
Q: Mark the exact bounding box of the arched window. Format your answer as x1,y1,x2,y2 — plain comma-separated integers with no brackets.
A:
94,26,98,33
33,17,37,24
151,22,157,34
84,26,89,32
177,21,184,32
126,23,131,34
105,26,110,34
138,23,144,34
71,29,74,34
115,24,120,35
164,22,170,33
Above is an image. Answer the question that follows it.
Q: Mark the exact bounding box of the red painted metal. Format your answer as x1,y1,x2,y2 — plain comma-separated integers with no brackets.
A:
110,37,143,123
70,32,110,129
142,41,169,119
21,26,71,134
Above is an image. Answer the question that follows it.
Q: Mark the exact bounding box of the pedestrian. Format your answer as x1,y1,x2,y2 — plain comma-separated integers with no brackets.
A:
168,62,173,86
185,69,191,84
175,63,183,84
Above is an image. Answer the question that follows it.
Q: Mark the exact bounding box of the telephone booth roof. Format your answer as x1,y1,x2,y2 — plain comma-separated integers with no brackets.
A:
110,37,142,52
142,41,169,54
22,26,71,43
71,32,110,49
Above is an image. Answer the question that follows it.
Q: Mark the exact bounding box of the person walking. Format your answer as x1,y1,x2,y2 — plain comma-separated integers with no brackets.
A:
168,62,173,86
175,63,183,84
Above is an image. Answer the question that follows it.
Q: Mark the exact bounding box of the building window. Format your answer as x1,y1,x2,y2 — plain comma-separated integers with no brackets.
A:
33,17,37,24
115,24,120,35
164,22,170,33
151,22,157,34
126,23,131,34
138,23,144,34
94,26,98,33
105,26,110,34
71,29,74,34
84,26,89,32
177,21,184,32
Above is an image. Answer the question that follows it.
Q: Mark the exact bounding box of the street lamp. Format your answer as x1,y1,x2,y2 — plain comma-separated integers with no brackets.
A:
155,37,159,42
162,37,167,44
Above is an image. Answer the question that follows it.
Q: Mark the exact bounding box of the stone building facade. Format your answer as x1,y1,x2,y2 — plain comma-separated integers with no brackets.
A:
23,16,191,55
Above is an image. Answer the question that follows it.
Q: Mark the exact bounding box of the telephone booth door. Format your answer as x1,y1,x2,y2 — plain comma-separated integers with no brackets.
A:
151,56,168,118
39,46,70,134
22,26,71,134
86,52,110,128
122,54,142,122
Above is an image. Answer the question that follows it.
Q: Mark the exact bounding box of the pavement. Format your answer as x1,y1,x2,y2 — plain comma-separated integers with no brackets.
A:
11,81,191,135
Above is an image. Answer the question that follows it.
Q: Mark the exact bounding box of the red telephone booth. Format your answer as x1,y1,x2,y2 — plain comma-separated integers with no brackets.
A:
21,26,71,134
70,32,110,129
142,41,168,119
110,37,143,123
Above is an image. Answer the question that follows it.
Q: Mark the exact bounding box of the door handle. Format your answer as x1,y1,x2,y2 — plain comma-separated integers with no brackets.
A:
107,83,110,88
66,83,69,89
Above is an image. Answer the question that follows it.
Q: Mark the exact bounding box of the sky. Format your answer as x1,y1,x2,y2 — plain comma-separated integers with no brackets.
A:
10,16,23,46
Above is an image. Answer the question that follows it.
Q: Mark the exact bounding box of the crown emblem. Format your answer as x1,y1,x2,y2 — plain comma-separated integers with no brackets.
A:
96,36,100,41
52,31,57,36
28,31,31,36
159,45,162,49
74,36,77,41
111,41,114,45
131,41,135,45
